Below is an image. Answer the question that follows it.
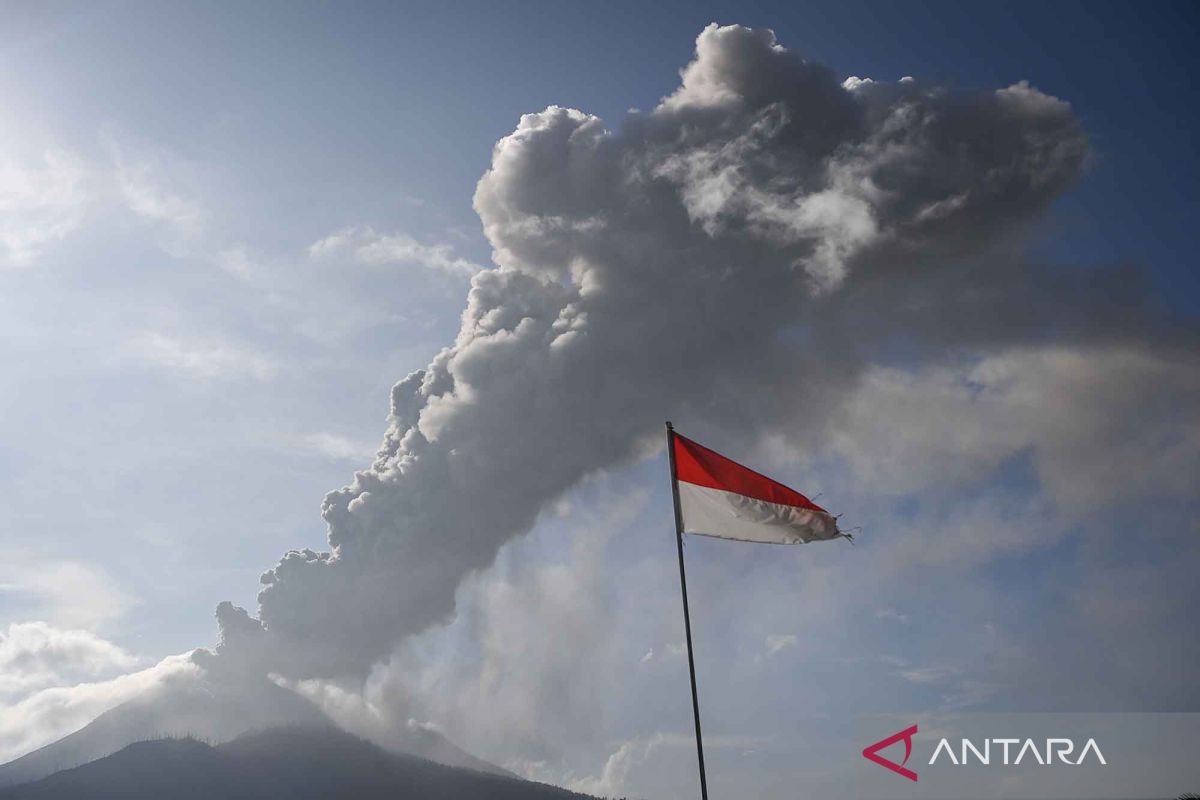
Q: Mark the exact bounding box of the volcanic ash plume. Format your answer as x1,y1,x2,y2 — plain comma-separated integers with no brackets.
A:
207,23,1091,679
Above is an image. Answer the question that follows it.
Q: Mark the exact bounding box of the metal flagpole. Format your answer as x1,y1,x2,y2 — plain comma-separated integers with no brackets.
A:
666,421,710,800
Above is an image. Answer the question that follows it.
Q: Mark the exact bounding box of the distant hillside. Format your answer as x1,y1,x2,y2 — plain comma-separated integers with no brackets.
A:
0,675,506,786
0,676,323,788
0,725,594,800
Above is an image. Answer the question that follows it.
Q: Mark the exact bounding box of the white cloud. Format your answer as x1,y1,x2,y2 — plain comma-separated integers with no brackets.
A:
0,622,140,698
106,135,207,240
123,331,278,381
292,432,379,461
561,731,769,797
0,653,197,763
215,246,263,282
0,149,88,267
280,490,651,774
116,168,206,238
827,346,1200,513
639,643,684,665
765,633,798,657
419,501,634,754
0,562,136,631
566,735,657,797
899,665,958,685
309,226,482,277
0,132,211,270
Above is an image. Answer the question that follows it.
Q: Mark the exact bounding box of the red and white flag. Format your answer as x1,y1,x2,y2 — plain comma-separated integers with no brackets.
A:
670,430,844,544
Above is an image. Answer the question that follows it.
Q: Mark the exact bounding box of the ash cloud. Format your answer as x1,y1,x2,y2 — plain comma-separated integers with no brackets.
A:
210,23,1124,679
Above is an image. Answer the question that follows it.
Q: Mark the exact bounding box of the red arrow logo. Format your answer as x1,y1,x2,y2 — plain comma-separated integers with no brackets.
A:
862,724,919,782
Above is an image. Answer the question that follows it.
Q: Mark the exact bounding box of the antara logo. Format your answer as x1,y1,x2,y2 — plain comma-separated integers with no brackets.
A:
928,737,1107,766
863,724,1109,781
863,724,920,782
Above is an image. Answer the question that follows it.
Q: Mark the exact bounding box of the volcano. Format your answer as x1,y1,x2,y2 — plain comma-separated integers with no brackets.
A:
0,725,592,800
0,673,506,788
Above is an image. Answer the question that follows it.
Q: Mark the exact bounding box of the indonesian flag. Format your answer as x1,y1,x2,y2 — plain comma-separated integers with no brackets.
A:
670,429,843,544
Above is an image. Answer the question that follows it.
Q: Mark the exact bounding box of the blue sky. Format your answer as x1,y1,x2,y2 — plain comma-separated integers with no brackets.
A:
1,3,1198,798
7,1,1198,297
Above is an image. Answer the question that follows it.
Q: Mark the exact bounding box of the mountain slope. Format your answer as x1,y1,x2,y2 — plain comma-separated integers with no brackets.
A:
0,675,508,786
0,676,324,787
0,725,594,800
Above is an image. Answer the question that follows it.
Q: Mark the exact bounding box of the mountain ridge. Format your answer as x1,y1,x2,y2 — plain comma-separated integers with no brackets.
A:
0,724,596,800
0,675,508,786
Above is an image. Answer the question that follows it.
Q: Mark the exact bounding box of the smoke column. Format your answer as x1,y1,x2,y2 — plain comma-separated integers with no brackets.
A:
206,23,1092,680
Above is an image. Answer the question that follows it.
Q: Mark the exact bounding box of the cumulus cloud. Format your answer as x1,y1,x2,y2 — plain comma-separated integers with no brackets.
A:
0,623,140,698
201,22,1119,685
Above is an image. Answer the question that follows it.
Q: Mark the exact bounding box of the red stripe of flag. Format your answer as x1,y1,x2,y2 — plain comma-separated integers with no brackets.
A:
672,433,827,513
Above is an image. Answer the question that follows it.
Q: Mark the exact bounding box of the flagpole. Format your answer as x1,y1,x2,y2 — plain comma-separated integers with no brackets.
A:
666,421,710,800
